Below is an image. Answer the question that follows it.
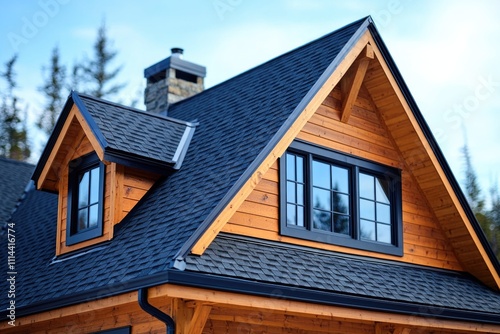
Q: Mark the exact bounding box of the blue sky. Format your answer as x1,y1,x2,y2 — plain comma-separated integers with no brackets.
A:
1,0,499,204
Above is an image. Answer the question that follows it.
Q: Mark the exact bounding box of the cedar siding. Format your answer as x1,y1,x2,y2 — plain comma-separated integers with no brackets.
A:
223,78,463,270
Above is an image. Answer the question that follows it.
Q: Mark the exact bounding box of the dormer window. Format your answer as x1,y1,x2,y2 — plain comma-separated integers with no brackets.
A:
66,153,104,245
280,140,403,256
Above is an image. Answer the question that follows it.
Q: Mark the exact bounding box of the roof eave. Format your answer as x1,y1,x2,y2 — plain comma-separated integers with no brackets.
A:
103,148,176,175
6,268,500,326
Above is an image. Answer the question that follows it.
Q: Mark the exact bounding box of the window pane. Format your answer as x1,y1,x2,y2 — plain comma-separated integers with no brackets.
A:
313,210,331,231
376,177,390,204
89,204,99,228
78,171,89,208
377,203,391,224
333,214,350,235
296,156,304,182
90,167,100,204
331,166,349,193
287,181,296,203
313,188,330,211
332,193,349,214
360,219,375,241
360,199,375,220
78,208,88,231
286,154,296,181
297,184,304,205
297,205,304,227
287,204,296,226
313,160,330,188
377,223,392,244
359,173,374,200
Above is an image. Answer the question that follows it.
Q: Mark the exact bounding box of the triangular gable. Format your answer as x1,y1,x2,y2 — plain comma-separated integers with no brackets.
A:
33,97,104,192
176,17,500,289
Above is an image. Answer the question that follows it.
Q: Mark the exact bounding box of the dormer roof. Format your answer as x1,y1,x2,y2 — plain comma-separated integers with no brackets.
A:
32,91,196,191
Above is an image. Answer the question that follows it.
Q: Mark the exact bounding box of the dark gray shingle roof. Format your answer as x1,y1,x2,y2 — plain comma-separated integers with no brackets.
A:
0,157,34,223
185,234,500,315
75,93,195,168
5,17,366,311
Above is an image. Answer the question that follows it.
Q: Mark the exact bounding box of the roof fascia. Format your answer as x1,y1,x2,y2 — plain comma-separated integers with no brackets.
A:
33,93,106,190
32,93,75,185
103,148,175,175
7,268,500,328
172,123,197,170
177,18,373,258
71,91,108,153
366,23,500,285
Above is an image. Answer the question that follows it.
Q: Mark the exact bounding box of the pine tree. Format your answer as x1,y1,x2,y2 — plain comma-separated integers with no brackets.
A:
461,143,485,213
0,55,30,161
461,142,500,259
487,183,500,256
80,20,125,99
37,46,67,135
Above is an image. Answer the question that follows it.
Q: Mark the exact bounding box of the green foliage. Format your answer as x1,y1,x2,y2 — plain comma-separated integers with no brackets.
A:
461,143,500,260
0,55,31,161
79,20,125,99
37,46,67,135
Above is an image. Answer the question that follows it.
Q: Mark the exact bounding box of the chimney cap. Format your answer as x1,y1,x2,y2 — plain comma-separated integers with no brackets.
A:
171,47,184,57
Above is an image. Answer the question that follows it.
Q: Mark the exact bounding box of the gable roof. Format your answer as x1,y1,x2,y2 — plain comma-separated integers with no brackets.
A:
32,91,196,188
2,16,499,322
0,157,33,223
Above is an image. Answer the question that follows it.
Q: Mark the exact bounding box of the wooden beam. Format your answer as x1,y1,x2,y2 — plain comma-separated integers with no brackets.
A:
376,323,412,334
190,30,373,255
340,44,374,123
152,284,500,333
174,300,212,334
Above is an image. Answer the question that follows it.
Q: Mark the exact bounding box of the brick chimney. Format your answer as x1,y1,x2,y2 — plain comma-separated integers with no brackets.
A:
144,48,206,114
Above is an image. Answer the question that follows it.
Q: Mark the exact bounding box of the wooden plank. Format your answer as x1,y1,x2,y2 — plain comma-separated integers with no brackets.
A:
226,211,278,232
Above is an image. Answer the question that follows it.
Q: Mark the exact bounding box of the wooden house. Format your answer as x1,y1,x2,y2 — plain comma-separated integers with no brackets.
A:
2,17,500,333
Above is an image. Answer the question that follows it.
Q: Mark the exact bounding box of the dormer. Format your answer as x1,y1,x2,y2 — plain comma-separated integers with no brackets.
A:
32,92,196,255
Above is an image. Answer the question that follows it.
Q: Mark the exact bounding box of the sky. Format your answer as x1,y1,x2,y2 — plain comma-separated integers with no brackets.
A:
1,0,499,206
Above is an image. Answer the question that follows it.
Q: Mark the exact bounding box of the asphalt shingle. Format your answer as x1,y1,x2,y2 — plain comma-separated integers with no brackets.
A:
0,157,34,223
185,234,500,314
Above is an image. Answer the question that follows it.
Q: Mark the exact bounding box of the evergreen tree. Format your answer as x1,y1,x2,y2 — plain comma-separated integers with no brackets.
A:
461,142,500,259
0,55,30,161
80,20,125,99
37,46,67,135
487,183,500,256
462,143,485,213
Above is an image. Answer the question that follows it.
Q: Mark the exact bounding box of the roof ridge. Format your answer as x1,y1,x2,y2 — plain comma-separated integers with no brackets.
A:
74,91,197,127
169,17,370,109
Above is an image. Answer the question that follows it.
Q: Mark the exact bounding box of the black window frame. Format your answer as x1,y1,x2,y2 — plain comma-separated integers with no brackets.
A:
66,152,105,246
280,140,403,256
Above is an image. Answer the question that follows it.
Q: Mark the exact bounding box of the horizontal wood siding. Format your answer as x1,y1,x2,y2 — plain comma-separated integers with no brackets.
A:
223,82,463,270
120,166,159,221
